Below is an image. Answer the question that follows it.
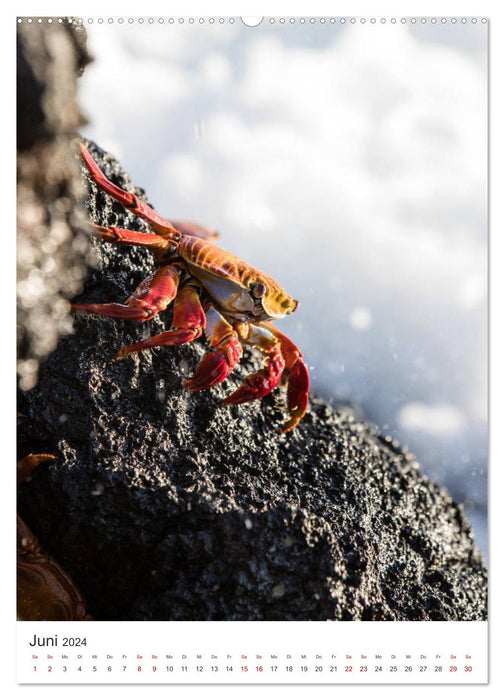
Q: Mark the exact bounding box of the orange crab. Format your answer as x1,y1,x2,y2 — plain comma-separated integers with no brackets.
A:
72,144,309,432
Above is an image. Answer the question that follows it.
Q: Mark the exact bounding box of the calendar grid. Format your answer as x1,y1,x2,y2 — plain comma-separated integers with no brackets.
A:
17,621,487,684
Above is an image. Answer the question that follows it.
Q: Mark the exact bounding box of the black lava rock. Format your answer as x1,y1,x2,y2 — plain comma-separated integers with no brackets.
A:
17,141,487,621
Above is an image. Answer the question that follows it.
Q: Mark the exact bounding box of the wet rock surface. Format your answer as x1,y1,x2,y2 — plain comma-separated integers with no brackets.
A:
17,142,488,621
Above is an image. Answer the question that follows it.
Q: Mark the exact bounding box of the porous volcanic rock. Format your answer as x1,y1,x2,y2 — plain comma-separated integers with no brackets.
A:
17,141,488,621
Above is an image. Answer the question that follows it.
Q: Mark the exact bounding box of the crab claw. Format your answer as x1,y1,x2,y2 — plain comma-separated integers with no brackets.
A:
184,314,243,392
281,357,310,433
183,350,234,392
223,346,285,406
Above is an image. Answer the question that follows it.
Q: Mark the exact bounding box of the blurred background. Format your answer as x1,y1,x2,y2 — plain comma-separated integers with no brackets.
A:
79,17,487,557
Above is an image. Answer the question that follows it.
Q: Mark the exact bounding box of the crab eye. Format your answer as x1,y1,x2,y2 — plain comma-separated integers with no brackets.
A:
252,282,267,299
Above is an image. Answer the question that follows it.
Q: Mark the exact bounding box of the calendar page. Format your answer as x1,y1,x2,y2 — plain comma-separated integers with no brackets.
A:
16,12,488,686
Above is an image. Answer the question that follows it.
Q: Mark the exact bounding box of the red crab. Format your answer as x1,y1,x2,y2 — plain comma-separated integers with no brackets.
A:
72,144,309,432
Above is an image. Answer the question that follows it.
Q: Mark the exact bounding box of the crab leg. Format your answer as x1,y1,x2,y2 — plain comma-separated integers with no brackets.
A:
170,220,219,241
183,306,242,391
222,323,285,408
264,323,310,432
114,284,205,359
17,454,90,621
80,144,180,238
17,453,55,485
88,223,172,252
72,264,181,321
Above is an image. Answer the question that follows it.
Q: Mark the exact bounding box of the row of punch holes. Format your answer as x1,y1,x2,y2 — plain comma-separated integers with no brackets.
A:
17,17,488,26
